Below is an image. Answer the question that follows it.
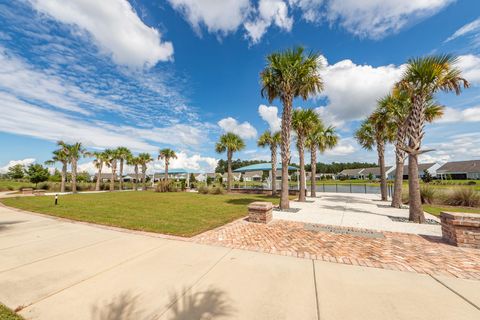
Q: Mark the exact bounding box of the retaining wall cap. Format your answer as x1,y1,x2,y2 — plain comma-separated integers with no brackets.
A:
248,201,273,209
440,211,480,219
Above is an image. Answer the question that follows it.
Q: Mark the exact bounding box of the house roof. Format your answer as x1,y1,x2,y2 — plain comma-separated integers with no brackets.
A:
437,160,480,173
339,168,364,175
155,168,189,174
361,166,393,176
403,163,436,173
233,163,297,172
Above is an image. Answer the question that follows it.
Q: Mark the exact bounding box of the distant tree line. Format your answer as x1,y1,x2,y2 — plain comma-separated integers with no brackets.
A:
304,162,377,174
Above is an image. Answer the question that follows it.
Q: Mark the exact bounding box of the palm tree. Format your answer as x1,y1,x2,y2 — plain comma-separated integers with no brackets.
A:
88,151,109,191
127,155,141,191
44,146,69,192
59,141,85,193
257,130,281,196
260,46,323,209
215,133,245,192
396,55,468,222
306,124,338,197
138,153,153,191
116,147,132,190
158,148,177,180
379,92,444,208
355,111,394,201
292,108,321,202
104,149,119,191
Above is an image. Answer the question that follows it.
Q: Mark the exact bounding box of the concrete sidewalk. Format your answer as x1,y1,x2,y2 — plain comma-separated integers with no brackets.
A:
274,192,441,236
0,205,479,319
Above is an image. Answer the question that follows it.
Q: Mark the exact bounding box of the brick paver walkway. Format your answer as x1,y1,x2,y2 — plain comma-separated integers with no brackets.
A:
193,219,480,280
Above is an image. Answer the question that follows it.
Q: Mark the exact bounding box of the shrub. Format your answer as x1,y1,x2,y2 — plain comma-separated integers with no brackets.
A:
210,186,225,195
198,185,210,194
443,188,480,207
420,185,437,204
467,181,477,185
38,183,50,190
155,180,177,192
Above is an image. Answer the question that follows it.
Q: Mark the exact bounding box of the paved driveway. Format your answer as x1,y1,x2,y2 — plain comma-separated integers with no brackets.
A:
0,205,479,319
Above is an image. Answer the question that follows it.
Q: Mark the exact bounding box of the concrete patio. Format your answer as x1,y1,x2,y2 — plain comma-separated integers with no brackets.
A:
274,192,441,236
1,203,479,319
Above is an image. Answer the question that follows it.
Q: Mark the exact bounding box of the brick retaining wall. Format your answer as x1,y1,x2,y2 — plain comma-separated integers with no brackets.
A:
440,211,480,249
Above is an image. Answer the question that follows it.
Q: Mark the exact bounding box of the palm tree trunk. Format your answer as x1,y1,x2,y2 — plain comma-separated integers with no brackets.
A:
95,161,102,191
280,96,292,209
310,144,317,198
391,152,405,208
142,166,147,191
134,165,139,191
227,150,232,192
61,162,67,193
165,159,169,181
119,159,124,190
408,154,424,222
110,161,116,191
377,141,387,201
271,145,277,196
407,95,426,222
298,137,306,202
71,158,77,193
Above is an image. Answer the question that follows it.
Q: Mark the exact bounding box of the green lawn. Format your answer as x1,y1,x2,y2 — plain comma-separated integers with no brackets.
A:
0,304,24,320
1,192,280,237
0,180,34,191
423,205,480,217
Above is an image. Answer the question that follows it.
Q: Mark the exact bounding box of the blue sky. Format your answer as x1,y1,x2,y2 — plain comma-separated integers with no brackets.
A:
1,0,479,173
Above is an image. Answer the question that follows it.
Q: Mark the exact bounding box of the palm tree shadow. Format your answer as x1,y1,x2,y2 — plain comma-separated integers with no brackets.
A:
167,287,235,320
91,292,142,320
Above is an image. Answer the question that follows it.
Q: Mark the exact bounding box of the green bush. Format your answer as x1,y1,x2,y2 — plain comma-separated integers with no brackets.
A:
420,185,437,204
155,180,177,193
210,186,225,195
443,188,480,207
198,185,210,194
467,181,477,185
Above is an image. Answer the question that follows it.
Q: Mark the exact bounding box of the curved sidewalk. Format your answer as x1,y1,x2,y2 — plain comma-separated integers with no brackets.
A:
0,204,479,319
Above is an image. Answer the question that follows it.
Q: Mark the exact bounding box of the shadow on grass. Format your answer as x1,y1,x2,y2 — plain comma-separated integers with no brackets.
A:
226,196,278,206
166,287,235,320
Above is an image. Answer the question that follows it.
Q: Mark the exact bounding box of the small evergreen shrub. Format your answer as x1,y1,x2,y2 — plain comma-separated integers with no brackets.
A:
155,180,177,192
198,185,210,194
210,186,225,195
420,185,437,204
443,188,480,207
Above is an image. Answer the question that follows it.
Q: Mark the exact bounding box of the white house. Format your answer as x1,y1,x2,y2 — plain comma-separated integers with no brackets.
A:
437,160,480,180
338,168,365,179
388,162,441,180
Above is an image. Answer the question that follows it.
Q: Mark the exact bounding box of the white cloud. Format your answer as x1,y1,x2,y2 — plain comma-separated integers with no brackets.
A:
318,56,404,123
245,0,293,43
258,104,281,132
323,137,356,156
0,92,207,152
0,47,123,115
423,132,480,163
0,158,36,173
168,0,251,35
445,17,480,42
28,0,173,67
150,151,217,173
438,106,480,123
218,117,257,139
288,0,324,22
323,0,453,39
457,54,480,85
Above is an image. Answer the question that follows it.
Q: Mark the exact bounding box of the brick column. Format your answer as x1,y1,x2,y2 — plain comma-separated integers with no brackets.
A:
248,202,273,224
440,211,480,249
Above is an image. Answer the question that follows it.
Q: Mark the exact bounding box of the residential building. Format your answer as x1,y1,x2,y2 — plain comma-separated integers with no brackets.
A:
360,166,394,180
388,162,441,180
437,160,480,180
338,168,365,179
